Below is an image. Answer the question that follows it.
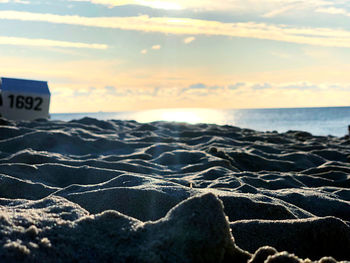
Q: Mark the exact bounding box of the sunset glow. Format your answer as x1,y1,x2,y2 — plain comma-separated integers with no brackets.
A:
0,0,349,113
133,108,227,124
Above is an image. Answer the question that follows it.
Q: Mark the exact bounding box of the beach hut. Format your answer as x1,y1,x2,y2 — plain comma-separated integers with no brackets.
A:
0,77,50,121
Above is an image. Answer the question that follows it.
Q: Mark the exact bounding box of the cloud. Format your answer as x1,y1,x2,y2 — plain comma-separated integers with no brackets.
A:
151,44,161,50
207,85,223,90
188,83,206,90
48,73,350,112
13,0,30,3
103,86,160,97
251,83,272,90
0,0,30,3
180,83,208,95
260,0,334,17
69,0,182,10
228,82,245,90
140,45,160,54
316,7,349,15
73,85,136,97
2,11,350,48
180,83,225,96
69,0,331,12
73,87,96,97
103,86,135,96
262,5,296,17
104,85,117,95
246,82,322,91
184,36,195,44
281,82,320,90
0,35,108,49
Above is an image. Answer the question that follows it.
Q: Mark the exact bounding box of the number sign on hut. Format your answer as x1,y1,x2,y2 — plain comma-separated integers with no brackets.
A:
0,77,50,121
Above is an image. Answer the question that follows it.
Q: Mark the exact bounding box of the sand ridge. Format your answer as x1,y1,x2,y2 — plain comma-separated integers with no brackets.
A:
0,117,349,262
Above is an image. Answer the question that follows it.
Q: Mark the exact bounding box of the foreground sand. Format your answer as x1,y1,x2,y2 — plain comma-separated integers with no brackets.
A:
0,117,349,262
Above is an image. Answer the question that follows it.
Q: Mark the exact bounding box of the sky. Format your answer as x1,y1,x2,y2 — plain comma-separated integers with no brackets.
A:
1,0,350,113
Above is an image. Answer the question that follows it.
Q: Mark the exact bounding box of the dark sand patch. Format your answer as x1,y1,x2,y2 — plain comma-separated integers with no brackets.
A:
0,117,349,262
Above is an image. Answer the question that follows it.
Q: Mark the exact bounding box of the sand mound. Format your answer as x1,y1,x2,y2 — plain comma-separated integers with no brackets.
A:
0,117,349,262
0,193,251,262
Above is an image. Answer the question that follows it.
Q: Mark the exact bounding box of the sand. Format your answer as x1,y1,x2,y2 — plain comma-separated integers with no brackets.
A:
0,117,349,262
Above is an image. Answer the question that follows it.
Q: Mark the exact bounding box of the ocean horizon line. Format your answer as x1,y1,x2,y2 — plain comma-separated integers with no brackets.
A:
51,105,350,115
50,106,350,137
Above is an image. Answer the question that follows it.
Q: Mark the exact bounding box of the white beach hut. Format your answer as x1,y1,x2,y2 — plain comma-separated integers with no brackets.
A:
0,77,50,121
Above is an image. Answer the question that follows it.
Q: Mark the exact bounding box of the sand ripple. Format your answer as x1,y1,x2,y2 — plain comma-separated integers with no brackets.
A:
0,117,349,262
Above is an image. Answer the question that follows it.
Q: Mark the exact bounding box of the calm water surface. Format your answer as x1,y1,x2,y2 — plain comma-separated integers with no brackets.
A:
51,107,350,137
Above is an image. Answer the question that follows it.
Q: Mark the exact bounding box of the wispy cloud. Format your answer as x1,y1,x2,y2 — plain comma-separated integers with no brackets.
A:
69,0,182,10
228,82,245,90
73,87,96,97
151,44,161,50
0,0,29,3
316,7,349,15
180,83,225,96
13,0,30,4
281,82,320,90
103,86,134,96
63,80,350,112
2,11,350,48
69,0,331,12
184,36,195,44
251,83,272,90
260,0,341,17
141,45,160,54
262,4,297,17
0,35,108,49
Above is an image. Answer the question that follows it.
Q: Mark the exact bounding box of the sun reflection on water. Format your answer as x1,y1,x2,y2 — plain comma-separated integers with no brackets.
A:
133,108,227,125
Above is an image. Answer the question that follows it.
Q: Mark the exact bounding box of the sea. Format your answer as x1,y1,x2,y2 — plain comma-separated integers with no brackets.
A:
51,106,350,137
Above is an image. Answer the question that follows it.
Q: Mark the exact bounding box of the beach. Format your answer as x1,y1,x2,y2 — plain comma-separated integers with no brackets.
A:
0,117,349,262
